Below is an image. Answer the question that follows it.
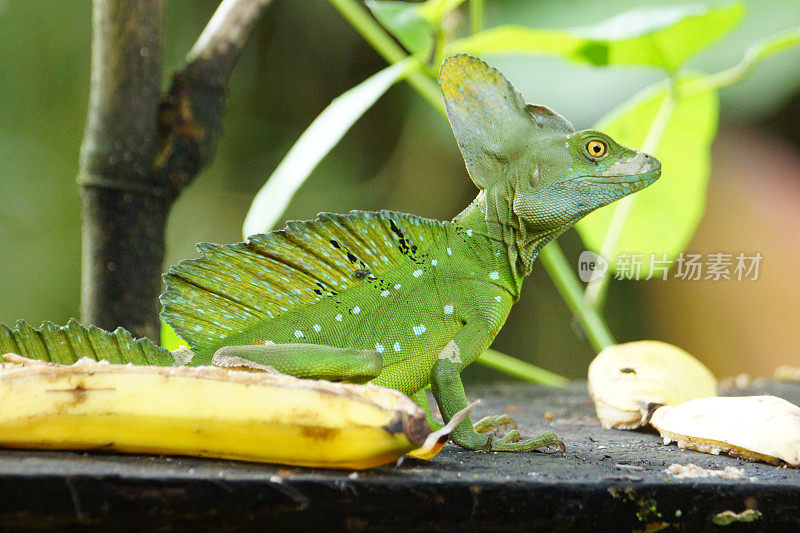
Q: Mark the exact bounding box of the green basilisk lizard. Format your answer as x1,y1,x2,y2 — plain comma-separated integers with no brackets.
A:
0,55,660,453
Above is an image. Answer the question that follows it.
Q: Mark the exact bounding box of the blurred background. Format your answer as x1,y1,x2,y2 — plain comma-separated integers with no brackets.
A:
1,0,798,380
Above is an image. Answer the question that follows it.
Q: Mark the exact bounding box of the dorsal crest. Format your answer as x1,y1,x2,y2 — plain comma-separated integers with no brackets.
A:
161,211,446,353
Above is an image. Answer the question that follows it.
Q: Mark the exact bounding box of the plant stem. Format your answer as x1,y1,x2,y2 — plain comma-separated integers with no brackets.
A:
479,348,568,386
469,0,484,35
327,0,443,111
539,244,615,352
156,0,275,196
702,28,800,91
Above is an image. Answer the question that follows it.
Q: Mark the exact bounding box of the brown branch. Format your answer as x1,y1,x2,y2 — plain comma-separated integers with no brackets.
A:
78,0,273,342
186,0,274,84
79,0,165,341
156,0,273,198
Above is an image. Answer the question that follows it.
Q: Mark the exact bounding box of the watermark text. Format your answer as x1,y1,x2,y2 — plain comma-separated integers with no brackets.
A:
577,251,763,282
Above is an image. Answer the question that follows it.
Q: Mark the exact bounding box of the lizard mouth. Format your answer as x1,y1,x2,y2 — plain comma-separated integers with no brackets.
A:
585,170,661,186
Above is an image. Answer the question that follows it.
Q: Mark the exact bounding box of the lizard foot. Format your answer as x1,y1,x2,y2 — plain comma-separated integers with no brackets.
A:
473,414,518,435
489,430,565,453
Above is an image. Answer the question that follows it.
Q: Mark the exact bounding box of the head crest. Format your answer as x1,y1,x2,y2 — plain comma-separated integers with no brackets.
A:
526,104,573,134
439,54,570,189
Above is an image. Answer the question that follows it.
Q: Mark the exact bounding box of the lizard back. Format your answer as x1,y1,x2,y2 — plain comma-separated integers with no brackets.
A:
161,211,500,379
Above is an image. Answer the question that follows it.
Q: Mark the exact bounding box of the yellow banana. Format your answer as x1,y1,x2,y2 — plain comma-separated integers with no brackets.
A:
0,353,442,469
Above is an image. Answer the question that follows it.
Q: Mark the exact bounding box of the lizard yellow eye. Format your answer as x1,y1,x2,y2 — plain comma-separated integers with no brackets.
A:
586,140,607,158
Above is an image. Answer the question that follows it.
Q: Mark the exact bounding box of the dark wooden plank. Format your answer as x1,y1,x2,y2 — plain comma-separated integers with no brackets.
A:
0,381,798,531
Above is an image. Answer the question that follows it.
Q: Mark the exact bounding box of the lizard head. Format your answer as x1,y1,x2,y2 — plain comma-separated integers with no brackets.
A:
511,123,661,232
440,54,660,235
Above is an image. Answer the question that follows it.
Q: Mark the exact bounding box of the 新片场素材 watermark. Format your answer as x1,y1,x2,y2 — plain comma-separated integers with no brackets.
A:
577,252,762,281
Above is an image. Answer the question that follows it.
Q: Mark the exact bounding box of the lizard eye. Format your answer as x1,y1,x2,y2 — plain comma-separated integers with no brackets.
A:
586,140,607,159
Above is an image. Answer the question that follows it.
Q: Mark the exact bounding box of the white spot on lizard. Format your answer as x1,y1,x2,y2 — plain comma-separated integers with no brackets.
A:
294,330,304,339
375,343,385,353
381,290,390,297
495,296,502,302
393,342,401,352
352,306,361,314
438,340,462,364
489,271,500,280
394,283,402,290
313,324,321,333
335,314,343,321
431,259,438,266
447,247,452,256
443,305,454,315
413,324,427,335
413,269,423,278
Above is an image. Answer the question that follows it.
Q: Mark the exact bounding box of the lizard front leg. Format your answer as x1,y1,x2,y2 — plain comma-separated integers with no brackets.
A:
430,322,563,452
212,343,381,384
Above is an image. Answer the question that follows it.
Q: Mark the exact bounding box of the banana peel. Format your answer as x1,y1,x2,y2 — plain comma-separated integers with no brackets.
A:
0,353,469,469
587,340,717,429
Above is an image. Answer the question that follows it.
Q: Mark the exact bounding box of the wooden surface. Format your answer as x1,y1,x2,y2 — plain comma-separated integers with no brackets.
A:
0,380,798,531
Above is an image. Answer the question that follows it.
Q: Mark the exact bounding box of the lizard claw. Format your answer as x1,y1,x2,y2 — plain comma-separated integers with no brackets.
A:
495,429,522,443
473,414,518,435
489,430,565,453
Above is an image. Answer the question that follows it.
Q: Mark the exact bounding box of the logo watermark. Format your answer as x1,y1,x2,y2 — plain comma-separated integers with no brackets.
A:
578,252,763,281
578,251,608,282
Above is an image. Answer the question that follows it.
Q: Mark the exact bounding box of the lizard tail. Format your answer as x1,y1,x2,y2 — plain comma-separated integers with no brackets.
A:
0,319,174,365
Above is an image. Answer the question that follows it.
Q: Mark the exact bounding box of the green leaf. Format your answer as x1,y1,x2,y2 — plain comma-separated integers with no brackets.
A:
416,0,468,23
445,1,744,70
575,77,719,276
242,60,409,238
365,1,436,57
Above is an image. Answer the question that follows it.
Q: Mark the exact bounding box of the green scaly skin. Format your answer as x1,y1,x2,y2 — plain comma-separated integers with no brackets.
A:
0,55,661,453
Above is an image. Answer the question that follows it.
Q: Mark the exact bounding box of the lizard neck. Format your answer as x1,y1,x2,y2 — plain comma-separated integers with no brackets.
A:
453,190,566,292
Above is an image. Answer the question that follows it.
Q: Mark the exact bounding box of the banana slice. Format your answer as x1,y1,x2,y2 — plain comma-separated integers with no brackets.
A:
650,396,800,467
0,353,430,469
588,341,717,429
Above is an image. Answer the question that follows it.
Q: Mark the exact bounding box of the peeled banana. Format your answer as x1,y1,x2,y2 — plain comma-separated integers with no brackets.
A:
650,395,800,467
587,340,717,429
587,341,800,468
0,353,454,469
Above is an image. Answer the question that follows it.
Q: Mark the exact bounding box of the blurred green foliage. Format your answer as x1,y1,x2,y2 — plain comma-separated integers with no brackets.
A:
576,78,718,274
448,2,745,69
1,1,799,379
